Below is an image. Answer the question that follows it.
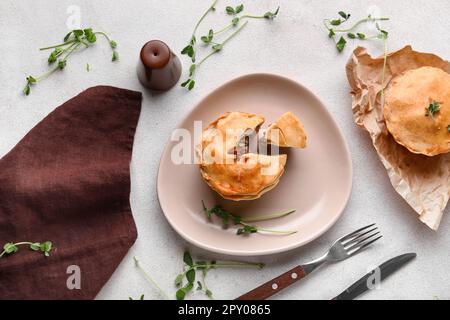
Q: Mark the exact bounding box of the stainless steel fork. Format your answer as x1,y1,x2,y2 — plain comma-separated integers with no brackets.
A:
237,223,382,300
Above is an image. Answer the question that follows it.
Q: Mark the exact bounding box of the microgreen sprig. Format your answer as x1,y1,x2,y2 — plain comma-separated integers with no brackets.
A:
133,256,170,300
182,21,249,91
208,6,280,39
425,100,441,117
128,294,145,300
23,28,118,95
323,12,389,52
181,0,218,63
175,251,264,300
181,3,280,90
324,11,390,96
243,6,280,20
226,4,244,15
202,201,297,236
0,241,53,258
329,11,351,26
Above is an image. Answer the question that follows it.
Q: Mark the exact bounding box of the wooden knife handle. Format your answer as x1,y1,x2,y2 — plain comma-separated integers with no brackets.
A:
236,265,306,300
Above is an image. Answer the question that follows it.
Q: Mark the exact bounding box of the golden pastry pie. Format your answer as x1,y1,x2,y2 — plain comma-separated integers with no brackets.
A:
199,112,264,159
384,66,450,156
198,111,307,201
265,112,307,148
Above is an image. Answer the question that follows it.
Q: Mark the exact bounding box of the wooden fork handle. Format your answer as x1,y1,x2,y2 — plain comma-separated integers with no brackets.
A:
236,265,306,300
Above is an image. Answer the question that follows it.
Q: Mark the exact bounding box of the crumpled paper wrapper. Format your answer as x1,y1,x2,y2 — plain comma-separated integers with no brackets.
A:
346,45,450,230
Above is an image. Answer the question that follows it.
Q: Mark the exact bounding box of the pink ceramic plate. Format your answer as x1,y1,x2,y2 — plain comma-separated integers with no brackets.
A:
157,74,352,256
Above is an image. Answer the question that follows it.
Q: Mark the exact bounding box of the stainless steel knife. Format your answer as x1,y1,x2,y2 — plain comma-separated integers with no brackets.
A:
332,253,417,300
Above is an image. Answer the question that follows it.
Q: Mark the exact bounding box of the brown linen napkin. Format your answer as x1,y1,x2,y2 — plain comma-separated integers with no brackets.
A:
0,86,142,299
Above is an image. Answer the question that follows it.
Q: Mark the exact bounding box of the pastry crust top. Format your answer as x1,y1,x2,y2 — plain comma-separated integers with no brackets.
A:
384,66,450,156
265,112,307,148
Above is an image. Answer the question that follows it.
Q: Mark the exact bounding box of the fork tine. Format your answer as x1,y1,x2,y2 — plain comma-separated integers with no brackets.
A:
341,227,378,246
345,231,380,251
347,235,382,256
339,223,376,242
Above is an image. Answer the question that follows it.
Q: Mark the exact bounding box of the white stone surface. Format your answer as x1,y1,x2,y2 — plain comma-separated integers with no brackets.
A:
0,0,449,300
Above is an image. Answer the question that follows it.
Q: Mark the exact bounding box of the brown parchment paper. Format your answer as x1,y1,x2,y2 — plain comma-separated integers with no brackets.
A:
346,45,450,230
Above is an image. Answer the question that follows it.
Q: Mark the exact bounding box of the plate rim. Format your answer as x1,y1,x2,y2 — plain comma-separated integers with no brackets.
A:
157,73,353,256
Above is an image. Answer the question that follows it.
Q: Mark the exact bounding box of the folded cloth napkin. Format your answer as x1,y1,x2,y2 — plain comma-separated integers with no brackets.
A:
0,86,142,299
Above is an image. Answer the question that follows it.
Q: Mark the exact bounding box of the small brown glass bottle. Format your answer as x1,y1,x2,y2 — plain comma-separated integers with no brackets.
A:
137,40,182,91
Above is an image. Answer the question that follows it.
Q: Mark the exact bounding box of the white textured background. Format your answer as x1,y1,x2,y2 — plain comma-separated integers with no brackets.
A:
0,0,449,300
